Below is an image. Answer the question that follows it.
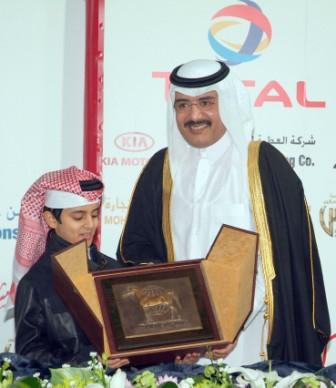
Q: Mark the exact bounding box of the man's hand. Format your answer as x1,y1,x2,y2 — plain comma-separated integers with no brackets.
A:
106,357,130,369
175,352,201,365
206,341,237,360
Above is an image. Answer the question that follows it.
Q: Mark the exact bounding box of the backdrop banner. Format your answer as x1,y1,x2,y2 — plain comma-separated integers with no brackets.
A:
1,0,334,365
102,0,336,364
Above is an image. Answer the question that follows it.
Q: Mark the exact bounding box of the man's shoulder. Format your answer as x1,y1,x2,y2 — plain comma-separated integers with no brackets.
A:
250,140,302,185
250,139,284,157
259,140,285,157
141,147,167,176
130,147,168,195
250,140,293,167
147,147,167,164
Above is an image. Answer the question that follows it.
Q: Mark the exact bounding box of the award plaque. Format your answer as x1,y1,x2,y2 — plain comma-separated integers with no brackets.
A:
93,261,219,356
52,224,258,365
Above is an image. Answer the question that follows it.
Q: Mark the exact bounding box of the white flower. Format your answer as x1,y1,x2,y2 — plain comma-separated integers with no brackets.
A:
90,352,98,357
109,368,128,388
215,358,226,364
157,374,178,385
228,366,270,388
275,371,318,388
3,357,11,364
96,362,104,370
178,377,194,388
33,372,41,378
62,363,71,368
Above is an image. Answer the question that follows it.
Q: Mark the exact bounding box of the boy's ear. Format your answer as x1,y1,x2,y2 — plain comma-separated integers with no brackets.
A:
43,211,58,229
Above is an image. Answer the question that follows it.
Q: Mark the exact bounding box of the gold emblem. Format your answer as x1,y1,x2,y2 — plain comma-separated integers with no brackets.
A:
320,195,336,237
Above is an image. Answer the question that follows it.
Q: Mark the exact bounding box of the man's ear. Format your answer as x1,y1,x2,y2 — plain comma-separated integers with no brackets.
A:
43,211,58,229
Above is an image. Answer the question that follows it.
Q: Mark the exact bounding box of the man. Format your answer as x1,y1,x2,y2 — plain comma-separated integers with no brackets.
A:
117,59,330,366
14,166,129,368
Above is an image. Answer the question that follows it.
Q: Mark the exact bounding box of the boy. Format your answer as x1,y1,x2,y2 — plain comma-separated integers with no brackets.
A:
14,166,129,368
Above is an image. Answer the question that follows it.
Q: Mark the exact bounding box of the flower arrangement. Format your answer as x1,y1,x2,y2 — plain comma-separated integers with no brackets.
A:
0,357,14,388
0,354,335,388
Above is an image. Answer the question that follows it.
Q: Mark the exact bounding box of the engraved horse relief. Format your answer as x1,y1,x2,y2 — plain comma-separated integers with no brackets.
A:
123,284,183,326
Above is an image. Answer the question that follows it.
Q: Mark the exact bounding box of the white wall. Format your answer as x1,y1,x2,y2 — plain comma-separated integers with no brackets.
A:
0,0,85,351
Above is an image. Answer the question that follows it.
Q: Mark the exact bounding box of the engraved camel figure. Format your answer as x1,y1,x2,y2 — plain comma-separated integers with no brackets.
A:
125,284,182,324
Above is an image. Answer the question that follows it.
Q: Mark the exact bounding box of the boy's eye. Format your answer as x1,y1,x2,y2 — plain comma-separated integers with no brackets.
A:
72,215,84,221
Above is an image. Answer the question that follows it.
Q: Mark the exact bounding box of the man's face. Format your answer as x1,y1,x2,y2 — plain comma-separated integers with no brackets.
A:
44,202,100,246
174,90,227,148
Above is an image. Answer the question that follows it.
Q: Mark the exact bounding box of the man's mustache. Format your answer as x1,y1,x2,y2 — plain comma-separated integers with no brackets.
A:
184,120,211,128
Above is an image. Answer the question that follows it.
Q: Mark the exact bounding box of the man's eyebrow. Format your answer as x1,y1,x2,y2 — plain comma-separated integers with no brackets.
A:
174,98,190,103
198,96,216,100
175,96,216,102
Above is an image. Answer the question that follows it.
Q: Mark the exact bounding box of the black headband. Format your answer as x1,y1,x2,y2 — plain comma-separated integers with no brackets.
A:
169,61,230,88
79,178,103,191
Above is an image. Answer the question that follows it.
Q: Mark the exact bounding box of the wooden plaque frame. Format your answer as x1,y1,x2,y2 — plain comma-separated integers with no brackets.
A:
52,224,258,365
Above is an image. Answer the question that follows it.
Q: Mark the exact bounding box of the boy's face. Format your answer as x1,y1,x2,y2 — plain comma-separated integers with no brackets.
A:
44,202,100,246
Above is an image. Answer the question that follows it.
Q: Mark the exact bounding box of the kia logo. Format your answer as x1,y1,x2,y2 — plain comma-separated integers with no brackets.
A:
114,132,154,152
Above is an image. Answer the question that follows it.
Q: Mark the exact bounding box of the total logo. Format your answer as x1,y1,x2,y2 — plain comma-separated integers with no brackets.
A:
114,132,154,152
320,194,336,237
208,0,272,65
152,72,326,109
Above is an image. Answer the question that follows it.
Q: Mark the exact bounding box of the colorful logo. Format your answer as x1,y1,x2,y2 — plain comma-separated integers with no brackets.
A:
208,0,272,65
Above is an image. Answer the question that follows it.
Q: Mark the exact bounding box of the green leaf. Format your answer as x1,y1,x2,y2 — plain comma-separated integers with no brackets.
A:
159,382,179,388
10,376,42,388
132,370,157,388
50,367,92,385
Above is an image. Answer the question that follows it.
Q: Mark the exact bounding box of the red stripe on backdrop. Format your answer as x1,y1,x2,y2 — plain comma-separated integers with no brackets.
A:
322,332,336,366
84,0,104,176
84,0,105,246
